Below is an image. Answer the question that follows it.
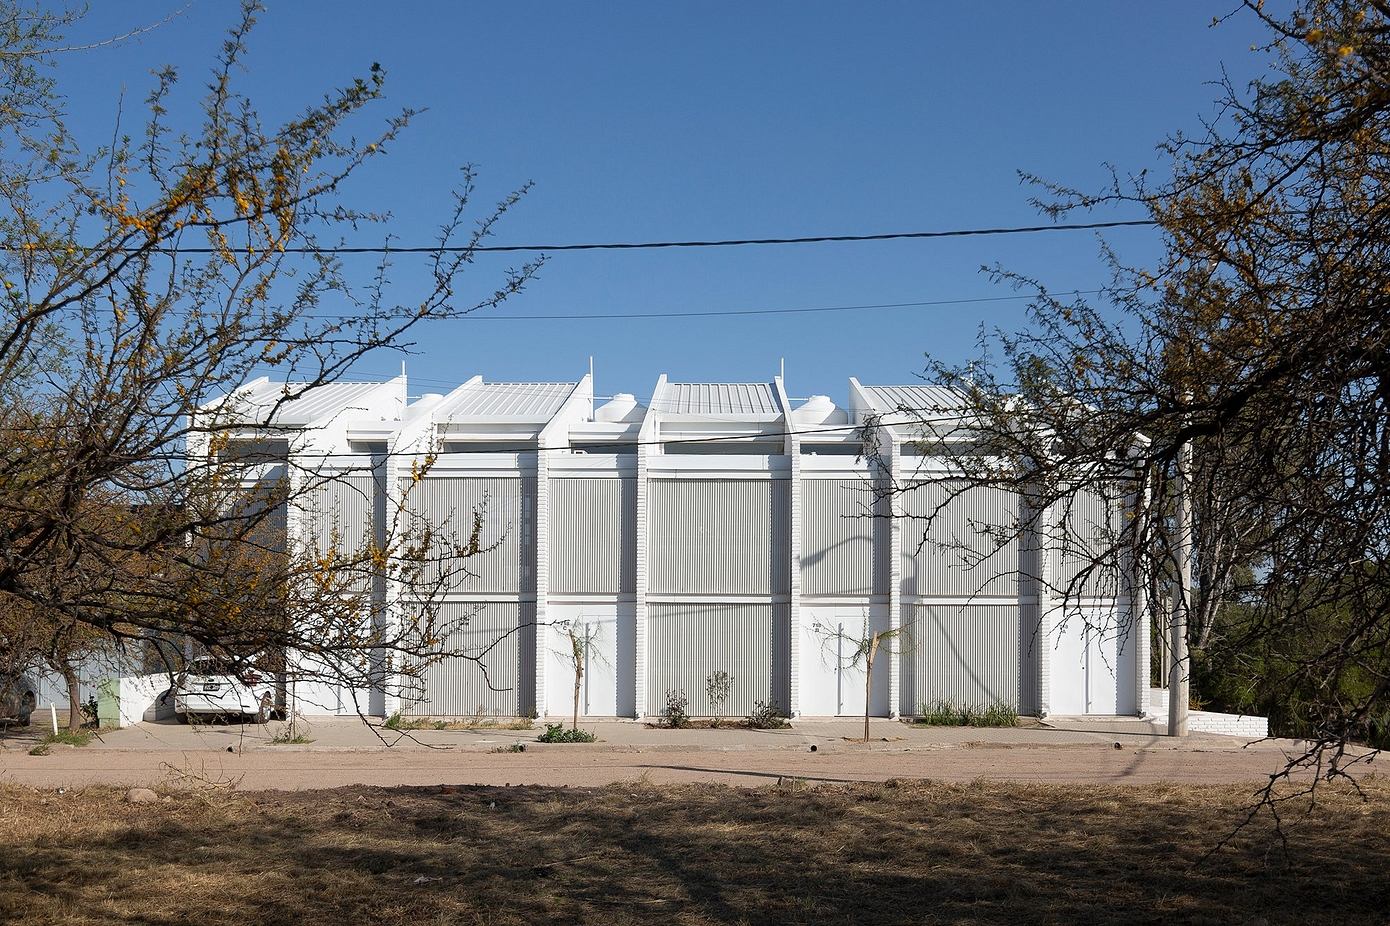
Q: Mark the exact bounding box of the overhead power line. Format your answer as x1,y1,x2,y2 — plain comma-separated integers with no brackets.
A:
289,218,1157,254
304,289,1100,322
2,218,1155,257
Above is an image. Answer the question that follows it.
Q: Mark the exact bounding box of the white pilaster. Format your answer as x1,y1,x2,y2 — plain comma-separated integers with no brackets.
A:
533,445,550,718
1035,496,1055,718
633,375,665,719
774,376,800,717
886,436,903,718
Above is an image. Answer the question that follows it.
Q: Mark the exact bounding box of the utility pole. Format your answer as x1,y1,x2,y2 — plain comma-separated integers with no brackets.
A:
1168,429,1192,737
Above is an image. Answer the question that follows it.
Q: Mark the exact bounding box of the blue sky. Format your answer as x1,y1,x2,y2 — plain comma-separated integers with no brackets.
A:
57,2,1270,405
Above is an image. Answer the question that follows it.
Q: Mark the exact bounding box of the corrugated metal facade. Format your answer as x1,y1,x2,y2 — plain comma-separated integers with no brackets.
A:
549,477,636,595
401,601,537,716
1055,489,1125,598
648,478,791,594
899,482,1021,597
304,469,379,595
801,478,888,597
646,602,788,715
901,603,1035,713
306,471,378,554
407,475,536,595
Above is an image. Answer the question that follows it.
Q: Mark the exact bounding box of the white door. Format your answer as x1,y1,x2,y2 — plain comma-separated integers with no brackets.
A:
1050,606,1123,715
1050,608,1088,714
800,607,891,717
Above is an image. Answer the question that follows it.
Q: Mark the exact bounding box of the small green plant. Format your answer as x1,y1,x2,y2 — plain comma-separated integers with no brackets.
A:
491,742,526,753
79,695,100,727
384,711,532,731
41,729,94,747
661,689,689,728
536,723,596,743
705,670,732,727
915,700,1018,728
267,729,314,745
28,743,50,756
747,700,789,729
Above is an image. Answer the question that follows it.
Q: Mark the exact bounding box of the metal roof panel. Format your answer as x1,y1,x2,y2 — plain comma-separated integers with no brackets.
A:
433,380,578,422
858,384,966,416
659,382,781,416
219,380,392,427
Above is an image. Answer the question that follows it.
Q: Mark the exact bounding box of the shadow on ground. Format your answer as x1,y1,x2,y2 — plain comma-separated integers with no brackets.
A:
2,778,1387,925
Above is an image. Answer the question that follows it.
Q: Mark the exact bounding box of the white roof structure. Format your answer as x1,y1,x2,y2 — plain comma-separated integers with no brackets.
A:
656,382,781,417
195,371,985,455
214,378,396,427
432,380,580,423
854,383,966,417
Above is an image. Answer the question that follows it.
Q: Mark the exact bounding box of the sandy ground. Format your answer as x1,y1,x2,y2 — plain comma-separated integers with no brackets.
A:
0,717,1335,791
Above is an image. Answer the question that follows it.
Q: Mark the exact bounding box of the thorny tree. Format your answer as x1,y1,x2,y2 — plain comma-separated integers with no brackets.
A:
869,0,1390,813
0,3,540,715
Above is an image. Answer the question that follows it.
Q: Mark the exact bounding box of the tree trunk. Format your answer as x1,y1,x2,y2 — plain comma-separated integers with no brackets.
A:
572,664,582,733
61,663,82,732
864,632,881,743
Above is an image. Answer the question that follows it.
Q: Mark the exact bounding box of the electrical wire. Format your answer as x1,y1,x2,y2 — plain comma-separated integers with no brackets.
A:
301,289,1096,322
0,218,1154,256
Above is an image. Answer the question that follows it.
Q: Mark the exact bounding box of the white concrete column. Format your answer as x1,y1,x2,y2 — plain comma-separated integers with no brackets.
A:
380,450,406,720
633,444,650,719
886,439,903,718
632,377,663,720
787,447,802,717
1035,496,1055,718
1129,473,1152,718
533,446,550,719
775,377,801,718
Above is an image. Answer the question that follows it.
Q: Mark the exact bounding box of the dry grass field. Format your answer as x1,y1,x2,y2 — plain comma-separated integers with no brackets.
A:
1,777,1386,925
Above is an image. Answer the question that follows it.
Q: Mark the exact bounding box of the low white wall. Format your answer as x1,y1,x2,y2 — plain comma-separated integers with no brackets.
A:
1148,687,1269,738
118,674,174,727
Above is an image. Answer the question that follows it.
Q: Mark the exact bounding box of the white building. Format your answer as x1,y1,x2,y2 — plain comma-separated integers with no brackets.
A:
199,371,1146,722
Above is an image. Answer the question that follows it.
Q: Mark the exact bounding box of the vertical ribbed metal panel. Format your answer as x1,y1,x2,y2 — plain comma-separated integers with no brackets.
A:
1056,489,1124,598
801,479,878,596
648,479,790,594
408,476,533,595
646,602,774,715
402,601,536,716
1018,602,1041,715
771,601,791,713
549,478,636,595
302,471,376,595
902,604,1023,711
307,472,377,553
899,482,1021,597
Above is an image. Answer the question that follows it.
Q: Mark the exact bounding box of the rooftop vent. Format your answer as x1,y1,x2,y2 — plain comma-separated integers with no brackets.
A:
794,395,848,427
593,392,644,423
404,392,446,423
